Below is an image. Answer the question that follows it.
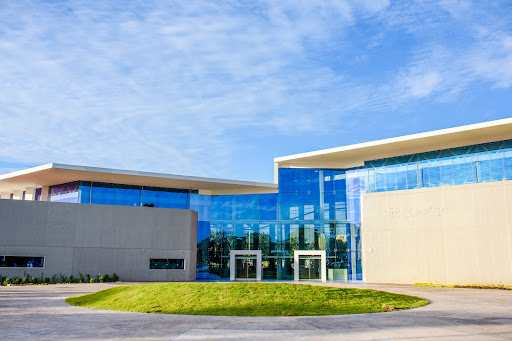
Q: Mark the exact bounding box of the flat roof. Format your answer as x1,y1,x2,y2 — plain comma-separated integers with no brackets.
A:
275,117,512,169
0,163,278,194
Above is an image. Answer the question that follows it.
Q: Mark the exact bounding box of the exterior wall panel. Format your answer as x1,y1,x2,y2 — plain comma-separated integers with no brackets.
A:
0,199,197,282
362,180,512,285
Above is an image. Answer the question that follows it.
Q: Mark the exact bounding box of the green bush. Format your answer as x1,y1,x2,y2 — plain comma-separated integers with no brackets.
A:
1,272,120,286
59,273,68,283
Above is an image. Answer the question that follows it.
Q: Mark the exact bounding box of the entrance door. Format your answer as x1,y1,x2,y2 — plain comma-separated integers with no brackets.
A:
294,250,326,282
230,250,262,281
235,255,257,279
298,255,321,280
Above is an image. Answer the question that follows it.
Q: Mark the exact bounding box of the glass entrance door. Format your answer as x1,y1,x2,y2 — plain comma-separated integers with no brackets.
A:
298,255,321,280
235,255,257,280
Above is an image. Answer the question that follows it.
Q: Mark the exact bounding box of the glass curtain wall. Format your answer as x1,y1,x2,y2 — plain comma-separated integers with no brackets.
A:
366,139,512,192
75,181,195,208
203,168,364,281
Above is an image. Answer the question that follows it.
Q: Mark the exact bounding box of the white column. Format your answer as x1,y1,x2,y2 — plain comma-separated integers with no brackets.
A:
24,187,37,200
41,186,50,201
12,190,23,200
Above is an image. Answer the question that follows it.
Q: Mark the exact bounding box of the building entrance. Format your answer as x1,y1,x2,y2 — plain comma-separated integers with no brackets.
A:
298,255,321,280
229,250,262,281
294,250,327,282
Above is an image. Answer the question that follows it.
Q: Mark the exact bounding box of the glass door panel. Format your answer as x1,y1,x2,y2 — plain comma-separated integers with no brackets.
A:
235,256,257,279
298,256,321,280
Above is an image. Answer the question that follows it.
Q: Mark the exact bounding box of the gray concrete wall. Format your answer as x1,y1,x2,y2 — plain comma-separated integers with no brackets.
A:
0,199,197,282
362,180,512,285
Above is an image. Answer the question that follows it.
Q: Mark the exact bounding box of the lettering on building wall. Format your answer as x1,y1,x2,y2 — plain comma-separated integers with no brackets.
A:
389,206,444,219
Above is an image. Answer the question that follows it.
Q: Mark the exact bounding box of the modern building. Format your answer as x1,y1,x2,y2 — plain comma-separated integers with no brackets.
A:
1,118,512,285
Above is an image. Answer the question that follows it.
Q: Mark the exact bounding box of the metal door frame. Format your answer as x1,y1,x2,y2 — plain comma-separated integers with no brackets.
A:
294,250,327,282
229,250,262,281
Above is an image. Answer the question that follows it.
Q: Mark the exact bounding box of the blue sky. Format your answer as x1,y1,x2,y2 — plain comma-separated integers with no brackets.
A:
1,1,511,183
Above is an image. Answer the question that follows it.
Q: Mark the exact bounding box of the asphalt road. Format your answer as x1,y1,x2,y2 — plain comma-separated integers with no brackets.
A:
1,281,512,340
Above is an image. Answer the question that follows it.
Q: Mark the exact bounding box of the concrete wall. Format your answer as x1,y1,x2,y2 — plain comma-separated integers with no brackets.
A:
362,180,512,285
0,199,197,282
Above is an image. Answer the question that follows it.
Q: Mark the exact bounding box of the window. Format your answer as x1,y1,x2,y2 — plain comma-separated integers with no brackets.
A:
0,256,44,268
149,259,185,270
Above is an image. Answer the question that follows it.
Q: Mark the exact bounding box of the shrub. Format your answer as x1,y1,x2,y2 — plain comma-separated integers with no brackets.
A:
69,275,76,283
86,274,91,283
98,273,104,283
3,278,11,285
79,273,85,283
11,276,21,285
112,273,119,282
59,273,68,283
51,275,58,284
40,273,44,284
45,277,51,284
0,274,5,285
90,277,97,283
21,272,28,284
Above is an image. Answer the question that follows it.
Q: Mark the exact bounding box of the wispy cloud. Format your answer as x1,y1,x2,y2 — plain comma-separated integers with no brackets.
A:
0,1,511,180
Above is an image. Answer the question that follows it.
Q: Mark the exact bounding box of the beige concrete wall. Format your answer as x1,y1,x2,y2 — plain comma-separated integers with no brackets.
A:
362,180,512,285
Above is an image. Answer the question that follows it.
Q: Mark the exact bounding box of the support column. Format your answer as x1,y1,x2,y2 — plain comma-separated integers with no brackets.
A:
41,186,50,201
24,187,36,200
12,190,23,200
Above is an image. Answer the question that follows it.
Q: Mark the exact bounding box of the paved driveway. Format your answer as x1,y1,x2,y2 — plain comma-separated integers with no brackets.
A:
1,282,512,340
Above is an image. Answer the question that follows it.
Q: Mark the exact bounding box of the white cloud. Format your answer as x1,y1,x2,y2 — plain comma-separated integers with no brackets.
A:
0,1,511,179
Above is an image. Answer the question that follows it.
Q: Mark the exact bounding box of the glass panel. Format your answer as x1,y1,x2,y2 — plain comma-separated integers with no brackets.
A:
150,259,184,269
259,194,278,221
0,256,44,268
49,182,80,203
490,151,504,180
333,171,346,191
476,153,491,182
279,192,297,221
504,149,512,180
78,185,91,204
395,164,407,190
322,169,334,192
278,168,296,192
440,158,453,185
406,163,418,189
235,256,257,279
245,194,260,221
428,160,441,187
262,256,294,280
295,169,310,193
385,165,396,190
298,256,321,280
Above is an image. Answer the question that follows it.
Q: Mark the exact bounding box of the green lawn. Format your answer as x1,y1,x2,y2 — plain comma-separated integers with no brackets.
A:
66,283,429,316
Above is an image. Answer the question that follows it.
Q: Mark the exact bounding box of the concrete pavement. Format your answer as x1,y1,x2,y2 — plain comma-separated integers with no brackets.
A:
1,282,512,340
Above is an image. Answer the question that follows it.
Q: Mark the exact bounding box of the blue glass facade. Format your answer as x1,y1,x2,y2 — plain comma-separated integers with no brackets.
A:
192,168,364,281
366,140,512,192
44,138,512,281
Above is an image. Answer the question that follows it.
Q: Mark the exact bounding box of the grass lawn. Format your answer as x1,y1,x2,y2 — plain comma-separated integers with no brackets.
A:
66,283,429,316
